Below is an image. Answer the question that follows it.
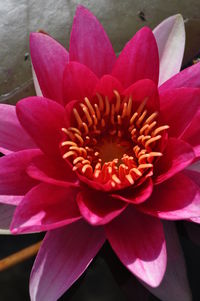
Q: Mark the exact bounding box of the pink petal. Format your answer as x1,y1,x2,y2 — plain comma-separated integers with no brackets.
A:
30,220,105,301
27,153,79,188
93,75,123,100
106,207,167,287
139,172,200,220
30,32,69,104
0,195,23,206
0,149,40,195
160,87,200,138
160,62,200,92
63,62,98,103
76,189,127,225
32,66,42,96
0,204,16,234
181,109,200,157
112,27,159,88
16,97,67,157
69,6,116,77
143,221,192,301
11,184,81,234
0,104,36,153
112,178,153,204
123,79,160,112
153,14,185,86
155,138,195,184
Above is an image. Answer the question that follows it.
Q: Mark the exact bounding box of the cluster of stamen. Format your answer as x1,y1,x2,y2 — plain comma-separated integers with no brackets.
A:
60,91,169,189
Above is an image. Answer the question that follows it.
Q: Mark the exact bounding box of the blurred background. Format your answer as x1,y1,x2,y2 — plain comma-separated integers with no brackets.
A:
1,0,200,300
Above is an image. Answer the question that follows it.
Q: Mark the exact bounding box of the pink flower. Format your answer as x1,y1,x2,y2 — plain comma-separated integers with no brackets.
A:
0,6,199,300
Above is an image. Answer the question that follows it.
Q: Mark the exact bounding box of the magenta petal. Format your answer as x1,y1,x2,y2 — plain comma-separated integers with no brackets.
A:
0,204,16,234
69,6,116,77
139,172,200,220
181,109,200,157
76,190,127,225
11,184,81,234
153,14,185,86
30,221,105,301
160,87,200,138
155,138,195,184
0,149,40,195
112,178,153,204
160,62,200,92
112,27,159,88
63,62,98,103
0,104,36,153
106,207,166,287
94,75,123,99
16,97,67,157
123,79,160,112
30,32,69,104
143,221,192,301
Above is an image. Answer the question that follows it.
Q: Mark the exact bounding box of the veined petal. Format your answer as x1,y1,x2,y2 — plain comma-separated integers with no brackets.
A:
0,204,16,234
30,221,105,301
16,97,67,157
30,32,69,105
112,27,159,88
139,172,200,220
63,62,98,104
153,14,185,86
69,5,116,77
11,184,81,234
0,104,36,153
106,207,166,287
76,189,127,225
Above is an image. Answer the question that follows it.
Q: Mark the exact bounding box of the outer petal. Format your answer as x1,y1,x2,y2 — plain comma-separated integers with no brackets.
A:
10,184,81,234
160,62,200,92
143,221,192,301
16,97,67,157
0,104,36,153
139,172,200,220
30,32,69,104
153,14,185,86
32,66,42,96
181,109,200,157
69,5,116,77
106,207,166,287
155,138,195,184
63,62,98,103
93,75,123,100
76,189,127,225
30,221,105,301
160,88,200,138
112,178,153,204
112,27,159,88
0,195,22,206
0,149,40,195
0,204,15,234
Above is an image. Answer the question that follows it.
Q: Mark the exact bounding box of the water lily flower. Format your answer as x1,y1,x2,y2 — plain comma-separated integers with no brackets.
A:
0,5,200,301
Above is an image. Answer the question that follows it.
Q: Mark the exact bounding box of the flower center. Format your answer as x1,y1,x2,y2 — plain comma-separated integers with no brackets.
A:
60,91,169,190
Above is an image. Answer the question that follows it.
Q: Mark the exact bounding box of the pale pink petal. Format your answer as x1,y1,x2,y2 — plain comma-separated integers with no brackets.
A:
153,14,185,86
106,207,167,287
11,184,81,234
0,195,23,205
160,87,200,138
139,172,200,220
69,5,116,77
30,32,69,104
63,62,98,103
0,204,16,234
143,221,192,301
0,149,40,195
112,27,159,88
159,62,200,92
76,189,127,225
32,66,42,96
30,221,105,301
0,104,36,153
155,138,195,184
16,97,67,157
